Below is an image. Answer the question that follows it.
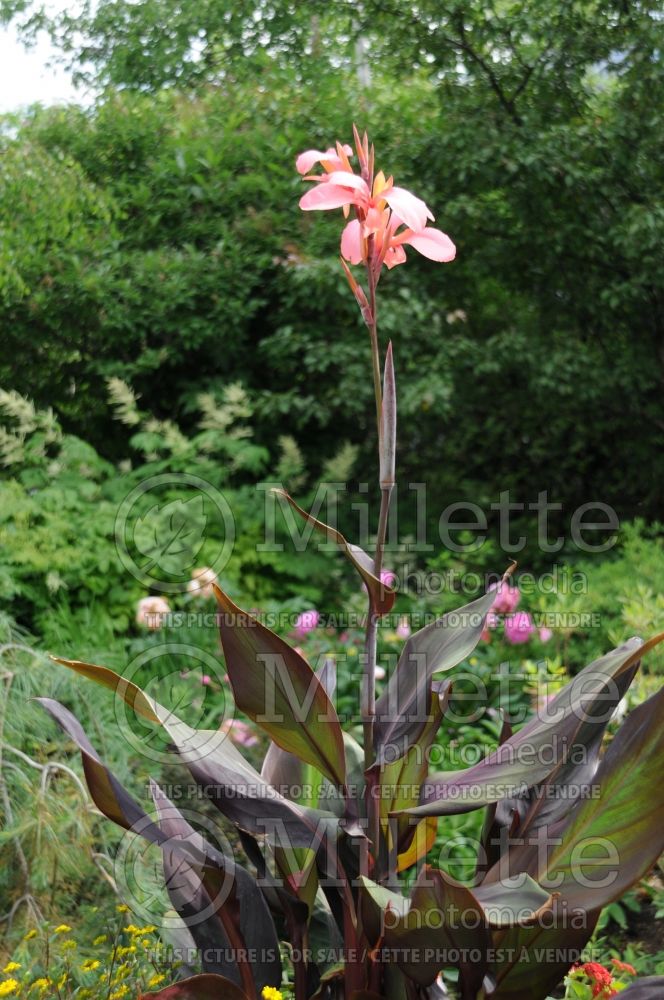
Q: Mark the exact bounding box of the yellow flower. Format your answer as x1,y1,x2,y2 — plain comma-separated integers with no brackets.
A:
59,940,76,952
261,988,283,1000
147,974,166,988
116,904,130,914
0,981,19,997
80,960,100,972
2,965,20,975
124,924,141,935
109,987,130,999
30,980,50,993
92,935,108,946
53,924,72,935
23,930,37,942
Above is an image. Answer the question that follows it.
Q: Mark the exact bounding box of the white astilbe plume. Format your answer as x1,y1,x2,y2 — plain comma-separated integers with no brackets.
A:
106,377,142,426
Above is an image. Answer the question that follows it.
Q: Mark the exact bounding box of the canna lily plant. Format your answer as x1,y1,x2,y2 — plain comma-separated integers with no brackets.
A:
39,128,664,1000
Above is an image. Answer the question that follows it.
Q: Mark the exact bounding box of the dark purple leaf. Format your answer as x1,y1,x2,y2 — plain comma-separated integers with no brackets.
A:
374,588,498,763
404,635,663,818
273,488,396,616
215,584,346,788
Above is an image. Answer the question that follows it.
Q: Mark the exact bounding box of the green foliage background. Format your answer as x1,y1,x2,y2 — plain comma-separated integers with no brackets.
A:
1,0,664,986
1,0,663,533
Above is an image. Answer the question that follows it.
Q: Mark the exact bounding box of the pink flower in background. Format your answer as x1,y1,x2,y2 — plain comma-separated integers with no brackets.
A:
201,674,211,686
187,566,218,599
504,611,536,645
380,569,397,588
294,609,320,637
396,617,411,639
296,131,455,272
220,719,259,748
539,626,553,643
489,581,520,614
375,665,386,680
136,596,171,630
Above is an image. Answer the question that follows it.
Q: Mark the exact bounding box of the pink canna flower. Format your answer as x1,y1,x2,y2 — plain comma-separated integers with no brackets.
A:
504,611,536,645
296,129,455,275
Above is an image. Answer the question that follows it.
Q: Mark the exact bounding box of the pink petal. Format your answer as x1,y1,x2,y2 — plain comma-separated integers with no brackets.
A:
325,171,369,195
340,219,364,264
296,147,351,175
384,186,433,233
384,245,407,269
299,184,358,212
402,227,456,262
296,149,328,174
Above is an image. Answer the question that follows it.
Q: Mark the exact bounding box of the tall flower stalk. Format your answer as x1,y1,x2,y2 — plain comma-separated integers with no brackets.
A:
297,125,456,842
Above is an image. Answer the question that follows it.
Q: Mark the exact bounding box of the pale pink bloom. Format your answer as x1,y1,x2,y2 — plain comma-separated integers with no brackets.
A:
136,596,171,630
375,665,386,680
220,719,259,748
201,674,211,686
296,133,455,272
396,617,411,639
294,609,320,637
489,581,521,614
187,566,218,599
539,627,553,643
339,631,350,643
380,568,397,588
504,612,536,645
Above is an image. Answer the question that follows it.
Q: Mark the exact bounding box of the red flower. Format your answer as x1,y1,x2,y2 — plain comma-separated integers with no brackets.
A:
579,962,613,997
610,957,637,976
